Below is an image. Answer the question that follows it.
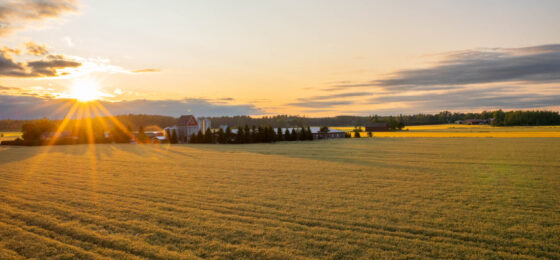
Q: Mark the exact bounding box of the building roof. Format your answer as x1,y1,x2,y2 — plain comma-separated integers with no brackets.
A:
177,115,198,126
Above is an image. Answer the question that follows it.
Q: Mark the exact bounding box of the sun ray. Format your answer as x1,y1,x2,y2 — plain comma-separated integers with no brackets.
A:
90,105,110,134
47,102,80,146
84,104,96,145
91,101,135,140
48,100,75,119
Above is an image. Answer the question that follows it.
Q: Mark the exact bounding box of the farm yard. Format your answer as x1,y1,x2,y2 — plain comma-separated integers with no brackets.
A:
1,134,559,259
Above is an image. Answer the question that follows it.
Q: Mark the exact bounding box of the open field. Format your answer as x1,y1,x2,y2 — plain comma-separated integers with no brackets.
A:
333,125,560,137
1,138,559,259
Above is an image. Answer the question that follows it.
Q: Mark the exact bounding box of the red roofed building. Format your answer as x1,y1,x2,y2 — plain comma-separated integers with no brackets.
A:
164,115,211,143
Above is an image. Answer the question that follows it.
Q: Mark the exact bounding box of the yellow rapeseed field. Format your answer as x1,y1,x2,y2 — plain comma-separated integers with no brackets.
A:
0,132,21,142
1,138,559,259
333,125,560,137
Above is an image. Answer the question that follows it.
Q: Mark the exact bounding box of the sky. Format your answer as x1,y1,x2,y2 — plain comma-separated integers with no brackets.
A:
1,0,560,119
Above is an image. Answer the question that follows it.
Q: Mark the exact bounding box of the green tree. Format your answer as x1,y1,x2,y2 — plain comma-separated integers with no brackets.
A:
204,128,214,143
234,126,242,143
387,116,399,131
21,118,55,145
170,129,178,144
250,125,258,143
217,128,226,143
196,130,203,143
137,126,149,143
225,127,232,144
277,127,284,141
492,109,505,126
306,126,314,140
244,125,251,143
111,125,131,144
291,128,298,141
188,133,196,144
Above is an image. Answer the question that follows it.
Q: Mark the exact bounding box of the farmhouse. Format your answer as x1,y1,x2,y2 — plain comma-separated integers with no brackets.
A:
365,122,390,132
164,115,211,143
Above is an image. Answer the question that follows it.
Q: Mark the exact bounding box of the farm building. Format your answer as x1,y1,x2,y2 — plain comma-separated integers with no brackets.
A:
164,115,211,143
461,119,492,125
365,122,390,132
309,127,346,139
273,127,345,139
225,127,346,140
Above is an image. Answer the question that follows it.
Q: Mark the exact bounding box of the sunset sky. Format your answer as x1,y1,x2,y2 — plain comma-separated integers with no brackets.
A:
1,0,560,119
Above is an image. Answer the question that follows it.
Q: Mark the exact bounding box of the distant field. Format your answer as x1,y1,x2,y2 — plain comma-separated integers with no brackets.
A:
1,138,559,259
0,132,21,142
334,124,560,137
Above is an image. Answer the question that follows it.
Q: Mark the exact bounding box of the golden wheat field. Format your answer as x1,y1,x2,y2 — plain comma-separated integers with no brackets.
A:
1,137,559,259
334,125,560,137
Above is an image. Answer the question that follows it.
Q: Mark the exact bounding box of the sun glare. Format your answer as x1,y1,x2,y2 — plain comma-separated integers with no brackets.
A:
68,79,104,102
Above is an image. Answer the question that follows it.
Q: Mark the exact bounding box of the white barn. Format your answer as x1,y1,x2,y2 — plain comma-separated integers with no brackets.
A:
164,115,211,143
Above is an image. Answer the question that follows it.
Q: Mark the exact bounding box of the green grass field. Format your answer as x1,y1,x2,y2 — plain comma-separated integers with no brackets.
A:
1,138,559,259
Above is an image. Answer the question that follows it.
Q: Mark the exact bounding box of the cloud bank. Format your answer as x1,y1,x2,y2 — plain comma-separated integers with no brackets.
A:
0,47,81,77
0,95,264,120
331,44,560,91
295,44,560,114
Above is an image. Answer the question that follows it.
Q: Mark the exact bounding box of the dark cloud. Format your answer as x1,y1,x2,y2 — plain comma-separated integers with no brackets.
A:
132,68,160,73
286,100,356,108
26,57,81,76
0,95,265,120
0,0,78,36
368,87,560,112
25,41,49,56
0,48,81,77
329,44,560,91
297,92,373,102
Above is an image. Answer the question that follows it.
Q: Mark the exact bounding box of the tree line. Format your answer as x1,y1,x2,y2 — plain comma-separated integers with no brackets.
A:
490,110,560,126
166,126,319,144
1,118,136,146
2,110,559,132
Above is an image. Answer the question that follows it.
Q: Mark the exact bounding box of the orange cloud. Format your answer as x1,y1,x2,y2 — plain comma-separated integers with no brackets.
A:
25,41,49,56
0,0,78,36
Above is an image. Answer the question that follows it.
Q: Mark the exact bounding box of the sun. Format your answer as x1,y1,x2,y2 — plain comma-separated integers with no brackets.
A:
68,78,105,102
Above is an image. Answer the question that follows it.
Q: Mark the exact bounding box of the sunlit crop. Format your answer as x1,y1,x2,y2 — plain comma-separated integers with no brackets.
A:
0,138,559,258
333,124,560,137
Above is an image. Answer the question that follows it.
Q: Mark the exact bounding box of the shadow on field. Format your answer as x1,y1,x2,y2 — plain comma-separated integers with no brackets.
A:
181,138,434,170
0,146,39,165
180,137,560,170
